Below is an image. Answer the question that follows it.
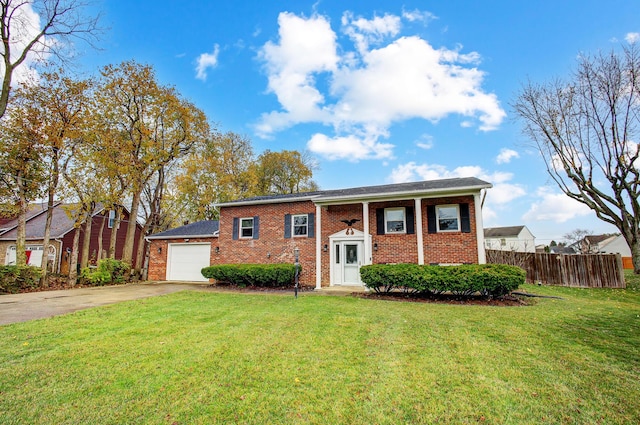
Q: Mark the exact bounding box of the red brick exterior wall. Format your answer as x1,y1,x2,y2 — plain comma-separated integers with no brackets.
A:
214,195,479,288
217,202,318,286
147,237,218,281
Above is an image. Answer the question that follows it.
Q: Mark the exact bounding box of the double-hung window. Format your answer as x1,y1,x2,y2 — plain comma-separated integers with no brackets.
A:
384,208,406,234
436,205,460,232
240,218,254,238
292,214,308,236
108,210,116,228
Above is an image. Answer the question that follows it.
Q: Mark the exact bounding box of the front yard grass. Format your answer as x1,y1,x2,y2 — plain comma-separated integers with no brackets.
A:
1,284,639,424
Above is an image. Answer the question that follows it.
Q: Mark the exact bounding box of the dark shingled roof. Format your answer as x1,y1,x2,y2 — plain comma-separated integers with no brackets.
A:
217,177,491,206
147,220,219,240
484,226,526,238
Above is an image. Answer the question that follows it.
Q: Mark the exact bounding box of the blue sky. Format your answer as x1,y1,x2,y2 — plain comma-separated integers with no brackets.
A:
66,0,640,243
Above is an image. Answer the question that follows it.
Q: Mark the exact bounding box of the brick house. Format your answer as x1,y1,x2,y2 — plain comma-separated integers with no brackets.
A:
0,203,145,273
211,177,491,289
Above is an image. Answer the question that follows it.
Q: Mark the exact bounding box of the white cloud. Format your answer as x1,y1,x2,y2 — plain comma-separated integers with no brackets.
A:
388,162,525,206
195,45,220,81
522,187,592,223
626,32,640,43
342,12,401,53
415,134,434,150
402,9,437,24
496,148,519,164
256,11,506,161
307,133,394,161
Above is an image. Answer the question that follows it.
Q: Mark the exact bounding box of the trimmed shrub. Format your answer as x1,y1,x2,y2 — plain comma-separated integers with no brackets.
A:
360,263,525,297
0,265,43,294
80,259,131,286
201,264,300,287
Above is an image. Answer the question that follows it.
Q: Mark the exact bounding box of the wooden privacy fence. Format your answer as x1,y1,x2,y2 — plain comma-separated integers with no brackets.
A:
486,250,626,288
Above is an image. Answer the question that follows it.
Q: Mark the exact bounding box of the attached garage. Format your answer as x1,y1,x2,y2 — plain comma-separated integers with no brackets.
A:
146,220,219,282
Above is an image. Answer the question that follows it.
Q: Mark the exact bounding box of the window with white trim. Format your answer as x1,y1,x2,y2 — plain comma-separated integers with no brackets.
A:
292,214,308,236
385,207,406,234
240,218,254,238
108,210,116,228
436,205,460,232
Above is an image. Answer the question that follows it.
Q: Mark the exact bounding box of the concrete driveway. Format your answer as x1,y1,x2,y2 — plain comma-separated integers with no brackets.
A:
0,282,208,326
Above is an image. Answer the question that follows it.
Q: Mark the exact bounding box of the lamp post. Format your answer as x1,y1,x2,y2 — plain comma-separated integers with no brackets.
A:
294,247,300,298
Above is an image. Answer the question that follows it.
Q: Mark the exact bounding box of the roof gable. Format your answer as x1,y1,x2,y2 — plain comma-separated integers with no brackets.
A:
484,226,526,238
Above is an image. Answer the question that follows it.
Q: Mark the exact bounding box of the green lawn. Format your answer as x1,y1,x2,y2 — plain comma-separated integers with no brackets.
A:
1,285,639,424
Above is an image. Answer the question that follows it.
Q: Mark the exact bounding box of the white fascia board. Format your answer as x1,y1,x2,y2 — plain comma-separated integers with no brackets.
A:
313,186,491,206
215,195,320,208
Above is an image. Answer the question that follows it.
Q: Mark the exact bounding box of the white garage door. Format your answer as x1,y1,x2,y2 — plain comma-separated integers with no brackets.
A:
167,243,211,282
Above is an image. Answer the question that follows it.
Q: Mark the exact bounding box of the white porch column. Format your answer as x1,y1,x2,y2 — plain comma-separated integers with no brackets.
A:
362,202,370,264
415,198,424,265
475,192,486,264
315,204,322,289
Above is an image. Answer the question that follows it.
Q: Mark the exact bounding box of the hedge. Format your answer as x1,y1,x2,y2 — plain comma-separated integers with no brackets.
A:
0,265,43,294
360,263,525,297
201,264,299,287
80,259,131,286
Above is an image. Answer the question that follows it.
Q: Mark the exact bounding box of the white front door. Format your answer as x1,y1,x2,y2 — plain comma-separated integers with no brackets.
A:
333,241,363,286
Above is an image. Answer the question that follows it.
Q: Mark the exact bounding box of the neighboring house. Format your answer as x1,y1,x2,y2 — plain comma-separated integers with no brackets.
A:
549,245,576,254
0,203,145,273
571,234,617,254
596,234,632,257
207,177,491,289
146,220,219,282
484,226,536,253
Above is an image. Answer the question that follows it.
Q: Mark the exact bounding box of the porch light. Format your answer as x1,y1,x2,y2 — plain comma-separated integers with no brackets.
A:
157,247,162,254
323,244,328,252
373,243,378,252
215,246,220,254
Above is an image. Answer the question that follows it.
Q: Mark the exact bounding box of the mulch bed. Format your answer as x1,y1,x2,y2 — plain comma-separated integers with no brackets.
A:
354,292,530,306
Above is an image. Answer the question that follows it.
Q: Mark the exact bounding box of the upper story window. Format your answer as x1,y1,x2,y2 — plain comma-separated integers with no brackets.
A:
108,210,116,228
284,213,315,238
240,217,254,238
293,214,308,236
436,205,460,232
385,208,406,234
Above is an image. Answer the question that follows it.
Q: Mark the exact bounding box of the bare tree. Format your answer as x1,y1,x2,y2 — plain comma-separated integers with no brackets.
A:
513,44,640,273
0,0,101,118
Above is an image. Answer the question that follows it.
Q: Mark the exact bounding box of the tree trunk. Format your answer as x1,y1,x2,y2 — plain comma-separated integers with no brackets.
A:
15,176,28,266
135,228,147,278
80,203,94,269
40,148,60,285
67,226,81,286
97,212,106,262
122,191,141,265
108,206,122,258
630,238,640,275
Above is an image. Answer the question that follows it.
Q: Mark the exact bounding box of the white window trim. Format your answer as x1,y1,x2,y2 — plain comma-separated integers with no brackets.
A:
384,207,406,234
240,217,254,239
436,204,460,232
292,214,308,237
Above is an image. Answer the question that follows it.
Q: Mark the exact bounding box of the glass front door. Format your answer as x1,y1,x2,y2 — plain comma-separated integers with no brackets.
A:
333,241,363,285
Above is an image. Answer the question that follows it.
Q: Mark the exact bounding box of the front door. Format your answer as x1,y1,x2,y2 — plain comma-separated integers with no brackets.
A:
333,241,363,285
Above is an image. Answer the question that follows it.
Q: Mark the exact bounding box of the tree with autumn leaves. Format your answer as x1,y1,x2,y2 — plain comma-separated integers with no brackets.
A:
0,60,318,283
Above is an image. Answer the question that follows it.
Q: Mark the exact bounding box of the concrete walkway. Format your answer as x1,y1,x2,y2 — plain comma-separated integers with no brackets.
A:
0,282,207,326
